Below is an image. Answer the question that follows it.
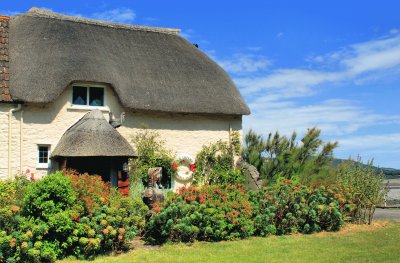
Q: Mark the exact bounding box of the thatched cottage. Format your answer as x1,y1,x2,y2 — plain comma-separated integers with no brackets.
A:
0,8,250,187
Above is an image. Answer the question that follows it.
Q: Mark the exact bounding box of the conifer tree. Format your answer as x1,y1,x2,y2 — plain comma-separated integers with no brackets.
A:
243,128,337,183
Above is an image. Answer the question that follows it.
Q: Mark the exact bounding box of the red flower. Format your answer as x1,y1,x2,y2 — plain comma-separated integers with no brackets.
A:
172,162,178,170
190,164,196,172
30,173,35,181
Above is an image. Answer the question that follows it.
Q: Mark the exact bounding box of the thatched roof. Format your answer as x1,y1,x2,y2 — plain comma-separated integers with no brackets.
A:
7,8,250,115
51,109,136,158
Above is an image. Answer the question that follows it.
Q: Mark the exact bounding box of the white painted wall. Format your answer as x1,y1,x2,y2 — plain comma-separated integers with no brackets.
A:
0,84,242,182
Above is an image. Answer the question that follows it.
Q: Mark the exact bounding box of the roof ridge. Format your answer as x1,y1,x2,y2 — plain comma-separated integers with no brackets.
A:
23,7,181,35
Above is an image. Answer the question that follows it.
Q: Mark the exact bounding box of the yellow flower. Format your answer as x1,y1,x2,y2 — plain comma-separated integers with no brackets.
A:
10,238,16,248
21,242,28,250
26,230,33,238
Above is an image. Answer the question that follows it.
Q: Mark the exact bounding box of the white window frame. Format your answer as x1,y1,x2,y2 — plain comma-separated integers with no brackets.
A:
37,144,51,169
69,83,109,111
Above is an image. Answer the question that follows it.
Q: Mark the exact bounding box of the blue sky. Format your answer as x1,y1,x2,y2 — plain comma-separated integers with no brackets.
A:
2,1,400,168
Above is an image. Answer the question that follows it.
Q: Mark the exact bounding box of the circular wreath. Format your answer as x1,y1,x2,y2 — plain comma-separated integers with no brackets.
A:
172,155,195,182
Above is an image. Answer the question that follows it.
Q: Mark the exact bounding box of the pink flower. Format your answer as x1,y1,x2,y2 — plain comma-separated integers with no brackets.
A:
25,168,30,174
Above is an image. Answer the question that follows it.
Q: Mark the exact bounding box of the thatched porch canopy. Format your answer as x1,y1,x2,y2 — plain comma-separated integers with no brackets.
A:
51,110,136,158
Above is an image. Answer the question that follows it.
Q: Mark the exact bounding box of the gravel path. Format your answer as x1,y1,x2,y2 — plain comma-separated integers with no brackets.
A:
373,208,400,220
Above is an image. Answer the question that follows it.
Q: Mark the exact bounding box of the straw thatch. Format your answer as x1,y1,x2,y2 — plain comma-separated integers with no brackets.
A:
51,109,136,158
8,8,250,115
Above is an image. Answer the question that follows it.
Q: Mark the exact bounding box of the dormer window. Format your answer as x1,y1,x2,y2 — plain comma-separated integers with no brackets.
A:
72,85,104,106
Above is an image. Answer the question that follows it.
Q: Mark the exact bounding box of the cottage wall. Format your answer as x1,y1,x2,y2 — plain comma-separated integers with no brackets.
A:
0,85,242,180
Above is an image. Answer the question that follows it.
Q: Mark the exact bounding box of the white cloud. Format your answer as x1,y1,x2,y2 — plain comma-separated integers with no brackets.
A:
342,35,400,75
390,28,399,35
334,133,400,167
91,8,136,23
234,32,400,100
338,133,400,151
244,99,400,137
237,69,340,96
217,54,271,74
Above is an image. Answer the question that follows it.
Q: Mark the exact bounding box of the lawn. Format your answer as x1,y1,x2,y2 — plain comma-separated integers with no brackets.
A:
62,220,400,263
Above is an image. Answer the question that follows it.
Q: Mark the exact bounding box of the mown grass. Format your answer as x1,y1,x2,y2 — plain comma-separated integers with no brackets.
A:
62,220,400,263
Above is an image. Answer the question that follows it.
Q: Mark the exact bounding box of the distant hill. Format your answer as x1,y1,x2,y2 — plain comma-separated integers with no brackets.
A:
332,159,400,179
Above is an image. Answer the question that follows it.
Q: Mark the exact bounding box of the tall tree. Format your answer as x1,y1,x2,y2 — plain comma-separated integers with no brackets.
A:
243,128,338,183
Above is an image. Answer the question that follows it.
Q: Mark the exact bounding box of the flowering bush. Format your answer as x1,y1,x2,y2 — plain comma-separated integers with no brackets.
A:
250,180,343,236
65,170,111,214
0,172,148,262
144,184,255,244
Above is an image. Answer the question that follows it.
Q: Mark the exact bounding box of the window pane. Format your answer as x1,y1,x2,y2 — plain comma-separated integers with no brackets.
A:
72,86,87,105
38,146,49,164
89,87,104,106
39,146,47,152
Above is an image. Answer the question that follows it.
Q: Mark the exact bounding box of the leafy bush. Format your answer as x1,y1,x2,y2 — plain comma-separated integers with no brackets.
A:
334,158,385,224
250,180,343,236
144,184,255,244
243,128,337,184
67,192,148,260
129,128,175,188
0,175,31,234
23,172,76,219
0,172,148,262
194,134,244,185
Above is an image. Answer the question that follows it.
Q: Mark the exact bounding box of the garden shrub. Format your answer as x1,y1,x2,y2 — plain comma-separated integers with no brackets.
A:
194,135,245,186
0,175,30,235
23,172,76,219
144,184,254,244
65,170,111,214
0,172,148,262
129,128,175,188
250,180,343,236
66,192,148,260
334,158,385,224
